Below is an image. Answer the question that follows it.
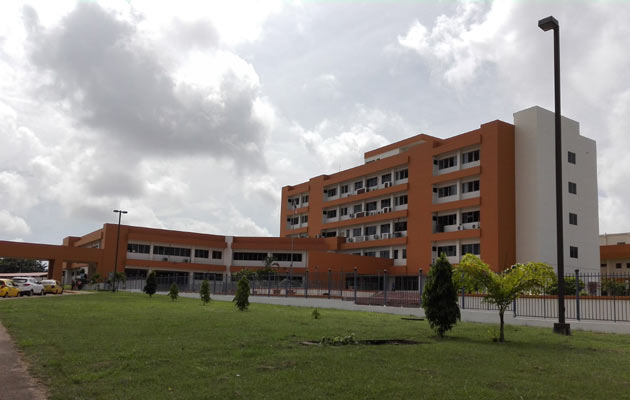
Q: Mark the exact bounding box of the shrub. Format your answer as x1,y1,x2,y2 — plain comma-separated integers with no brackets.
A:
320,334,357,346
143,271,157,298
311,308,321,319
168,283,179,302
200,279,211,305
422,253,460,338
547,276,585,295
233,276,250,311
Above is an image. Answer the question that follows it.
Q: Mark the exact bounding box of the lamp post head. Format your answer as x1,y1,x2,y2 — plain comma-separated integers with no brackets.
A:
538,16,558,31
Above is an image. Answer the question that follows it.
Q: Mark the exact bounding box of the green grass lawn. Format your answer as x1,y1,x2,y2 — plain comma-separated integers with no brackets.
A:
1,292,630,400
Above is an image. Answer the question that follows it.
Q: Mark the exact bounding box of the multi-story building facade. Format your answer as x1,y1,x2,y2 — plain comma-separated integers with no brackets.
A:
600,233,630,274
281,106,600,274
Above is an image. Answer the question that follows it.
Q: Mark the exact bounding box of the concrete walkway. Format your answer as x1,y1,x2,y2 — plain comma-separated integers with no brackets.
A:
0,322,47,400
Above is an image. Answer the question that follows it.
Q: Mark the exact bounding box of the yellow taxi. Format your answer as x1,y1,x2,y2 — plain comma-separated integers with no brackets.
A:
41,280,64,295
0,279,20,298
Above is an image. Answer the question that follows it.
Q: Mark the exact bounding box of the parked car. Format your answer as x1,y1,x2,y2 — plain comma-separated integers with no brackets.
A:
12,277,45,296
0,279,20,298
41,279,64,295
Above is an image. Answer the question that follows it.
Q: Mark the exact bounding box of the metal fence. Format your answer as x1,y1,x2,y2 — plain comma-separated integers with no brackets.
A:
105,270,630,323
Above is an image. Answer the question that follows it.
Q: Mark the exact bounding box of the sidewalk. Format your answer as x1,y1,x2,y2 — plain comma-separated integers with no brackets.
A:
0,322,47,400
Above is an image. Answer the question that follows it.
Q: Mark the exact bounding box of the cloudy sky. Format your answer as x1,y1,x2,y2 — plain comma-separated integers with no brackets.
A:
0,0,628,244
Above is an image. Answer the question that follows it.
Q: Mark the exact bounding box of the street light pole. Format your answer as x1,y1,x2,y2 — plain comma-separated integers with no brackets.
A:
112,209,128,292
538,16,570,335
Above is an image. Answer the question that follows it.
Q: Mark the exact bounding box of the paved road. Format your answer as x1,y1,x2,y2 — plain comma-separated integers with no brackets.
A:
0,321,47,400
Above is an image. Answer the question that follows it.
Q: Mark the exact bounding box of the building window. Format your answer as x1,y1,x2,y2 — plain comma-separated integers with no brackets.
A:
322,231,337,238
194,249,209,259
365,226,377,236
395,195,408,206
379,250,390,258
127,243,150,254
233,252,267,261
212,251,222,259
461,211,480,223
353,204,363,213
354,181,363,190
437,185,457,198
364,251,376,257
618,242,626,245
462,180,480,193
569,213,577,225
402,249,407,259
616,263,622,269
600,264,606,268
302,195,309,203
327,187,337,197
366,201,378,211
326,210,337,218
340,208,348,216
272,253,303,262
352,228,362,237
381,198,391,208
381,173,392,183
394,221,407,232
153,246,191,257
462,150,480,164
394,249,399,259
395,169,408,180
438,156,457,170
436,245,456,257
380,224,390,234
366,177,378,188
627,263,630,269
341,185,349,194
436,214,457,227
290,217,299,225
568,151,576,164
461,243,480,255
301,215,309,223
568,182,577,195
570,246,578,259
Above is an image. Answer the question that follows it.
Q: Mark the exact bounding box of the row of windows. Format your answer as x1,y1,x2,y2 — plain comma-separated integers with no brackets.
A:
153,246,191,257
434,180,480,198
325,169,408,197
287,195,309,207
325,195,406,219
362,249,407,259
435,150,480,170
128,243,221,259
272,253,303,262
127,243,150,254
232,252,303,262
434,243,480,257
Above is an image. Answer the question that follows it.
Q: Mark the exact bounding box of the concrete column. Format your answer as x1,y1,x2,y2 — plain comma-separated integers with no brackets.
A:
188,271,194,292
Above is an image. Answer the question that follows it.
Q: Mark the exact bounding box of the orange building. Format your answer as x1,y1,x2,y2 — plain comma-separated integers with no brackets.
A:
281,106,600,274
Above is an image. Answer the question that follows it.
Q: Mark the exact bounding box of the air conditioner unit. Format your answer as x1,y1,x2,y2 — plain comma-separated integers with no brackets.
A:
472,224,477,229
372,234,380,240
356,188,366,194
383,207,391,213
384,181,392,188
363,236,369,241
356,212,365,218
355,236,364,243
457,225,463,230
381,233,390,239
347,237,354,243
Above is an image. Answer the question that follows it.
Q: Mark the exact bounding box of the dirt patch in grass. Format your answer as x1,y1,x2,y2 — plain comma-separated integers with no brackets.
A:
300,339,421,346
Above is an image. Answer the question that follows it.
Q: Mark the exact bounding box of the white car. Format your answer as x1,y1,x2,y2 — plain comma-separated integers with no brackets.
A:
12,277,45,296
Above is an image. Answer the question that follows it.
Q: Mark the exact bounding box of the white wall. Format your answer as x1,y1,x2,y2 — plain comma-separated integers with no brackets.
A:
514,106,599,274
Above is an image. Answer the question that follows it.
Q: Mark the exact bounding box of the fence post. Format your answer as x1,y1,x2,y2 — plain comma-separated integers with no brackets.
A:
213,277,216,295
383,269,388,306
461,279,466,310
353,267,357,304
285,269,289,298
418,268,423,306
305,271,309,299
513,297,517,317
252,276,256,296
575,269,580,321
267,272,271,297
327,269,332,299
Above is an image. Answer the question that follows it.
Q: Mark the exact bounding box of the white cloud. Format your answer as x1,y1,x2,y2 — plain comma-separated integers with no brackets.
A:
0,210,31,237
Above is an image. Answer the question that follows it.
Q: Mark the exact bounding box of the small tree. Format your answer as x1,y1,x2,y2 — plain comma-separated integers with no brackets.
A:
422,253,460,338
454,254,556,342
200,279,211,305
143,271,157,298
233,276,250,311
168,283,179,302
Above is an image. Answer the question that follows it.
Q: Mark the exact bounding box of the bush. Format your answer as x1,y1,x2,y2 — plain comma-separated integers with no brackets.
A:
200,279,211,305
601,279,630,296
422,253,460,338
547,276,585,295
311,308,321,319
233,276,250,311
168,283,179,302
143,271,157,298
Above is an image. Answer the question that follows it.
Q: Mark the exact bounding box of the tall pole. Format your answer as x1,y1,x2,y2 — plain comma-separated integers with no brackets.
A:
112,209,128,292
539,16,570,335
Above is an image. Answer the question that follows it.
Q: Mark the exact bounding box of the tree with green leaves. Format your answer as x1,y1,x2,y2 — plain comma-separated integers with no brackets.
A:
168,283,179,301
200,279,211,305
143,271,157,298
0,258,46,273
233,276,250,311
454,254,556,342
422,253,460,338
